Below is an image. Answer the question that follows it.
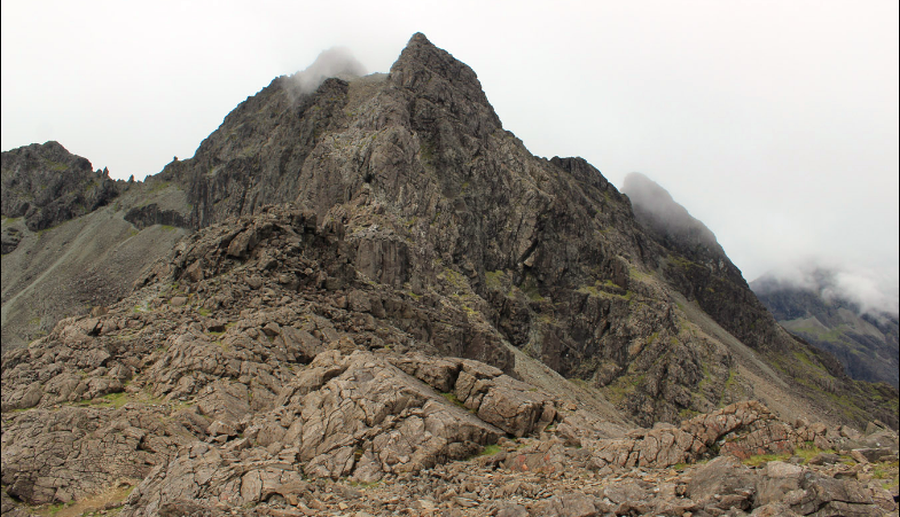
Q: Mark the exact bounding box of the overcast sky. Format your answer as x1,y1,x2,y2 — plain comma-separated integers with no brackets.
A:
2,0,897,294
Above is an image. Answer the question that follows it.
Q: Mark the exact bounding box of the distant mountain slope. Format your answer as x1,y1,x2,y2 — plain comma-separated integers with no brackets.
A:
1,144,191,351
622,173,898,425
752,269,900,387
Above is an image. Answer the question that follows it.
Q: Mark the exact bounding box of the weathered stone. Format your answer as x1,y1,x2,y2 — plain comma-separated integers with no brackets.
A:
533,493,598,517
686,456,756,511
781,472,883,516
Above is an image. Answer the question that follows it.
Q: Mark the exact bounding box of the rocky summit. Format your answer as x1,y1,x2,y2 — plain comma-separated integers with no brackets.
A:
2,33,898,516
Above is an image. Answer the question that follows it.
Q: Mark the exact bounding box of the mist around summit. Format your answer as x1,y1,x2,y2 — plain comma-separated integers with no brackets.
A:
291,47,367,96
751,263,899,388
623,171,899,320
621,171,725,258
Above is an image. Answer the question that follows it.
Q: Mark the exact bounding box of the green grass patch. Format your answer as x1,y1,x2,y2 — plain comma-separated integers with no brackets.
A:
678,408,700,420
98,392,129,408
73,391,130,409
628,266,652,282
577,281,633,302
349,479,382,489
723,369,737,390
441,392,472,412
33,501,72,516
872,459,899,490
792,446,833,463
577,284,600,297
742,444,846,468
520,273,545,302
148,180,171,193
478,444,502,457
667,256,699,269
742,453,790,467
485,270,505,290
601,373,644,405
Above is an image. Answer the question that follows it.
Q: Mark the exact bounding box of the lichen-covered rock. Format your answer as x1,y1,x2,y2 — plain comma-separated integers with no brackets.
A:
1,407,181,505
686,456,757,512
586,401,834,470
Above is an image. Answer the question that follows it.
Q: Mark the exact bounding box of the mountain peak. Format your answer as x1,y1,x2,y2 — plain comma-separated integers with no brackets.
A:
390,32,501,134
1,140,120,233
408,31,432,46
2,32,899,514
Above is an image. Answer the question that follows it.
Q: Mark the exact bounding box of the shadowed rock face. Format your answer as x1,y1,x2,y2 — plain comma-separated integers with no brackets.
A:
1,32,898,516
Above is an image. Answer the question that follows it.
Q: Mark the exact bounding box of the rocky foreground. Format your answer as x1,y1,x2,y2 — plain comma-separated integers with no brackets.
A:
2,376,898,517
2,204,898,516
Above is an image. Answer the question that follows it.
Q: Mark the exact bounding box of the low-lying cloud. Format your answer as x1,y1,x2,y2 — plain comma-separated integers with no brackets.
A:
622,172,723,255
754,261,900,318
291,46,367,96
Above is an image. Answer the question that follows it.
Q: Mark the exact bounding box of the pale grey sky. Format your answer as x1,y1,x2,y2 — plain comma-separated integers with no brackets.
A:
2,0,897,295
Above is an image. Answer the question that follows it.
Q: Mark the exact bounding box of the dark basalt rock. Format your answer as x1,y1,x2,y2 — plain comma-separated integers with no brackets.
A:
0,224,23,255
1,141,121,231
123,203,189,230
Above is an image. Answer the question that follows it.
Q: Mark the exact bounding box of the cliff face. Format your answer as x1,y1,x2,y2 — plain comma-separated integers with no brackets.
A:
147,33,730,426
622,171,780,353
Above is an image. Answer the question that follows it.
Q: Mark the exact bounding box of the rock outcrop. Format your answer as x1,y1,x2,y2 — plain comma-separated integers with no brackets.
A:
1,141,120,234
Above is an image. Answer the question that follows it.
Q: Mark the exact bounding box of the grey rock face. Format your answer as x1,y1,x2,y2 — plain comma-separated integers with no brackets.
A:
0,222,23,255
